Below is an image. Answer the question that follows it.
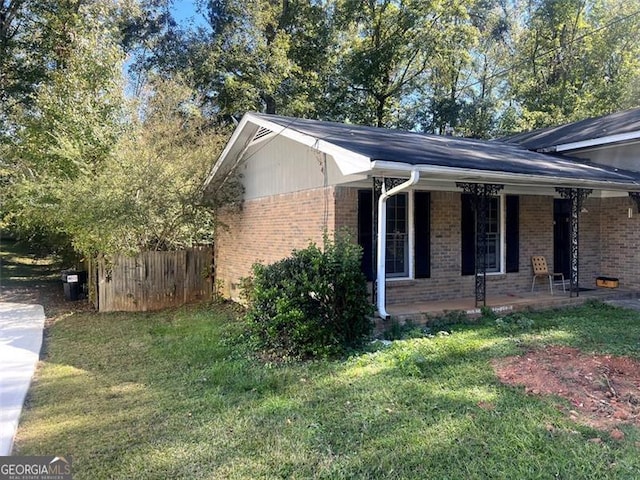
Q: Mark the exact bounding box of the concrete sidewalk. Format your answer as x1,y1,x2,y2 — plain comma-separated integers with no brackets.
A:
0,302,45,455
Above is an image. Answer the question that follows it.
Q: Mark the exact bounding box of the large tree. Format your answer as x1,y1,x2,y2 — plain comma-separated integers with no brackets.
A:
129,0,639,133
333,0,481,128
509,0,640,129
60,78,229,258
0,0,45,132
185,0,334,118
2,0,129,253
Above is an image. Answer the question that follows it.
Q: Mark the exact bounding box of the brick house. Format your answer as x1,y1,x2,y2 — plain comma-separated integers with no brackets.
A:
205,109,640,318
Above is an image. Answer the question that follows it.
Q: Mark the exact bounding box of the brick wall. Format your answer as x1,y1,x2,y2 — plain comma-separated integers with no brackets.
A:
334,186,359,238
516,194,555,292
216,186,638,304
578,197,602,287
330,189,559,304
599,196,640,290
215,186,339,300
385,193,556,304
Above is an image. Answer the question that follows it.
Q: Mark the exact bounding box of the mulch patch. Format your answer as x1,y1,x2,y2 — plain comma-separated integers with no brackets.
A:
493,345,640,435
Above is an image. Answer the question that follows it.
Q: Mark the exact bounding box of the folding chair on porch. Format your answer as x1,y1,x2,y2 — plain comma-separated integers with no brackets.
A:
531,256,566,295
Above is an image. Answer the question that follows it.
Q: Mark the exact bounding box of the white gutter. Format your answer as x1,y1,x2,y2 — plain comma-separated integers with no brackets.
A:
376,170,420,319
370,160,640,192
540,130,640,153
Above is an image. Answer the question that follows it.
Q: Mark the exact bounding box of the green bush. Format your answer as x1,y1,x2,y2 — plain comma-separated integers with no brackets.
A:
495,312,535,333
243,233,374,359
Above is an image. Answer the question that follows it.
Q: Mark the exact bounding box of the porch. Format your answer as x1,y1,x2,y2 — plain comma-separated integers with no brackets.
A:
384,287,640,324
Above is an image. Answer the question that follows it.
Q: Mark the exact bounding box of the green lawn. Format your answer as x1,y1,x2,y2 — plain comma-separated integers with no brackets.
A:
13,301,640,479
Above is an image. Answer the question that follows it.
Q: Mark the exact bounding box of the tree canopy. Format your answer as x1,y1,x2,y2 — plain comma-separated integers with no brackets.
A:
1,0,639,258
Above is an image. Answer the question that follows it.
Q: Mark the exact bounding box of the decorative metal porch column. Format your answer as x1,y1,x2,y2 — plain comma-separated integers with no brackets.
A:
371,177,406,303
456,182,504,307
556,188,592,297
629,192,640,212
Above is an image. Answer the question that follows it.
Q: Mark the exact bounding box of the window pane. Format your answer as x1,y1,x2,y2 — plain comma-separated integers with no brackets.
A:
487,197,499,234
483,198,500,272
474,197,501,273
386,193,409,277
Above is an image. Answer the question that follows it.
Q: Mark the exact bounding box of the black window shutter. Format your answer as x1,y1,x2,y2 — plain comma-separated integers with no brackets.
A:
505,195,520,273
357,190,374,281
414,191,431,278
461,193,476,275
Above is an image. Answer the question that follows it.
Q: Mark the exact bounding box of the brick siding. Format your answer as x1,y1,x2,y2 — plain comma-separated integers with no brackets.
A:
599,196,640,290
215,186,639,304
384,192,555,304
579,197,601,287
215,186,339,300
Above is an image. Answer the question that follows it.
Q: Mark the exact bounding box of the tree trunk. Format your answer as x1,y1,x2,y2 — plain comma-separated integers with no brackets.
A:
375,96,385,128
262,93,276,114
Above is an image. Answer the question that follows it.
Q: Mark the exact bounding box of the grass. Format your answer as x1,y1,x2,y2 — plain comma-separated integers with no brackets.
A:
12,300,640,479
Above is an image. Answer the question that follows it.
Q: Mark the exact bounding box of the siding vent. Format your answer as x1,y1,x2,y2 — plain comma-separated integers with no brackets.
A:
251,126,275,145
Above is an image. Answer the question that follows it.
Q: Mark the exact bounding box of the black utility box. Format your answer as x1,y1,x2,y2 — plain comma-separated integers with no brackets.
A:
61,270,88,300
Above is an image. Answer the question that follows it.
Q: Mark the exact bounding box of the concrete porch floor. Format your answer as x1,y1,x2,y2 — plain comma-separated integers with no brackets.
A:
385,287,640,323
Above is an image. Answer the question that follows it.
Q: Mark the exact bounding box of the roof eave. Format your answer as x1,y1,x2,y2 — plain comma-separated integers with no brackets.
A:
539,130,640,153
370,160,640,192
203,113,257,190
205,113,372,185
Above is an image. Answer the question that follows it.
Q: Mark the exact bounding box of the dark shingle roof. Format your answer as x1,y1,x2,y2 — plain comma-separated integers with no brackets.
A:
254,113,640,186
500,108,640,151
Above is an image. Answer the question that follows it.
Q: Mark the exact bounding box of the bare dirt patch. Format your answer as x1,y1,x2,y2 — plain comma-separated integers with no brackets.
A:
493,345,640,434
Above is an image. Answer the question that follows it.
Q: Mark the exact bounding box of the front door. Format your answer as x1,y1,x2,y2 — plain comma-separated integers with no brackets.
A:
553,199,571,278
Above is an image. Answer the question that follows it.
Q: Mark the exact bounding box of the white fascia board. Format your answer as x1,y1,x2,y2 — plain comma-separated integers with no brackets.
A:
370,160,640,192
599,190,635,198
316,139,372,175
245,114,372,175
545,130,640,153
203,113,255,189
205,112,372,191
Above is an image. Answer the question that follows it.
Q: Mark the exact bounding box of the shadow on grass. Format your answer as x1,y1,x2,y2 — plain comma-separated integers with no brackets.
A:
13,301,640,479
0,240,63,285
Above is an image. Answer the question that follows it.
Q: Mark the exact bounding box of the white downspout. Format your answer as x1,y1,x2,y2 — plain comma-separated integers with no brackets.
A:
376,169,420,319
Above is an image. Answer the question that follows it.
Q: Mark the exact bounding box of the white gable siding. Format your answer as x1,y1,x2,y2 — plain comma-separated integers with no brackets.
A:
241,134,367,200
573,142,640,172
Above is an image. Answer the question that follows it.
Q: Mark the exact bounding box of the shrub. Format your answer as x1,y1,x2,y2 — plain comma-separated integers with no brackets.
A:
243,233,374,359
480,305,497,320
495,312,535,333
382,319,431,341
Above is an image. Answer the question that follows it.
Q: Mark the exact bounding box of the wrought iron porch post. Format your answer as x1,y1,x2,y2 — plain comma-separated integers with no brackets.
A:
456,182,504,307
556,188,592,298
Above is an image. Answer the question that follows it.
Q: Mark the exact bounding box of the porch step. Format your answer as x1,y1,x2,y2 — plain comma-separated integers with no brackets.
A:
379,289,639,328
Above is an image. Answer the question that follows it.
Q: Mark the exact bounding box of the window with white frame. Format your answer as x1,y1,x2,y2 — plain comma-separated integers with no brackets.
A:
385,193,409,277
358,189,431,281
462,194,506,275
483,197,501,273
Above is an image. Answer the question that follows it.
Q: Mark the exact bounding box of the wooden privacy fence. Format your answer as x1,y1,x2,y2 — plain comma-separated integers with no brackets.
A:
90,247,213,312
